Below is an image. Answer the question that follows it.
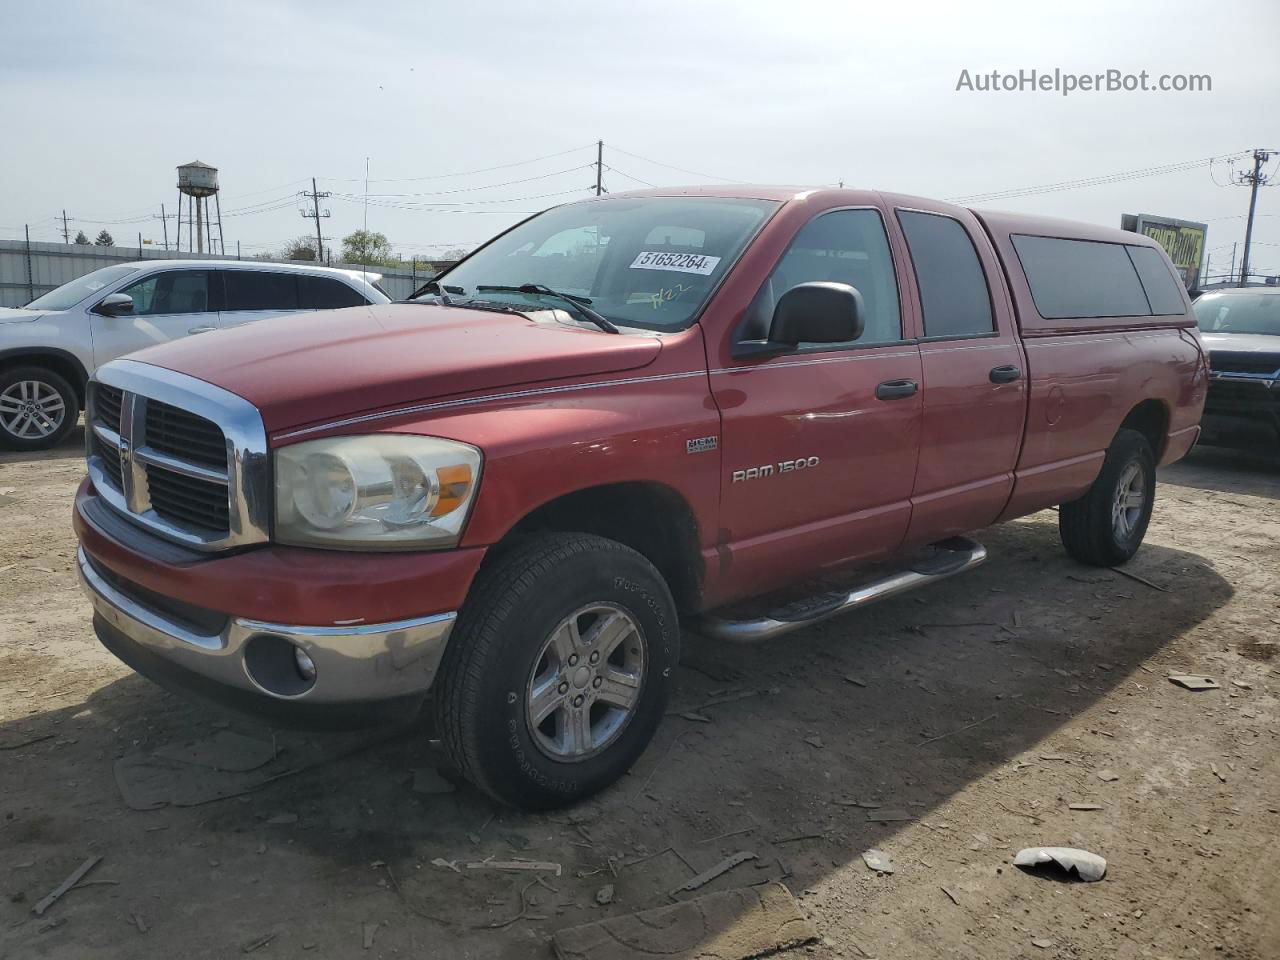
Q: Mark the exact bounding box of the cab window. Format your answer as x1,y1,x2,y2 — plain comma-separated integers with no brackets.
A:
744,209,902,347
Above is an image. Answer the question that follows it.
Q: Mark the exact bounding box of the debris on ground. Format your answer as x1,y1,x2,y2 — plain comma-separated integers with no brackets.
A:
411,767,457,795
803,735,824,749
861,849,895,874
1096,769,1120,782
669,851,757,895
1068,803,1103,811
941,886,960,905
679,711,712,723
1168,674,1220,691
0,733,55,751
551,882,816,960
465,858,563,877
843,675,867,687
594,883,614,905
866,809,913,822
266,812,298,824
362,921,379,949
1032,937,1056,949
1211,763,1228,783
152,731,276,772
1013,846,1107,882
241,932,276,953
33,855,102,916
431,858,461,873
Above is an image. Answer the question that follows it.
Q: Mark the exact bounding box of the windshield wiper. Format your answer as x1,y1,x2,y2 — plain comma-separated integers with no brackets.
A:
476,283,619,334
411,279,461,306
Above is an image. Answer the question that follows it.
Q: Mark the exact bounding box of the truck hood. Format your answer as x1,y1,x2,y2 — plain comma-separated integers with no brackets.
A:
130,303,663,433
0,307,46,325
1199,331,1280,355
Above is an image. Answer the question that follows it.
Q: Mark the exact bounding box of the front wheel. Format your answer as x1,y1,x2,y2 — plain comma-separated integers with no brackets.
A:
0,366,80,451
1059,428,1156,566
434,533,679,810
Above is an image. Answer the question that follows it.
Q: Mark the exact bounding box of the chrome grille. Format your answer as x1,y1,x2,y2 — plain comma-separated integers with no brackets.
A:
86,360,269,552
1209,353,1280,377
145,400,228,468
145,463,230,532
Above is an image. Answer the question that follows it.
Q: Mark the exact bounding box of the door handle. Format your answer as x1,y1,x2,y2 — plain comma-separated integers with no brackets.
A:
989,364,1022,384
875,378,919,400
188,325,216,334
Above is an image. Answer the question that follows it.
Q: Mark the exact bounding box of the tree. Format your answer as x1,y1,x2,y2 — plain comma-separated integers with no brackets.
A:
341,229,392,265
441,246,472,261
73,230,90,245
283,236,318,261
94,229,114,247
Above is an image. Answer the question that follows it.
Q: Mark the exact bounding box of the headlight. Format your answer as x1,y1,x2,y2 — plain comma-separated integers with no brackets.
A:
274,435,482,549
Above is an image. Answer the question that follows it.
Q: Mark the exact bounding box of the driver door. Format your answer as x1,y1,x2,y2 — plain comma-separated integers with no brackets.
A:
90,269,217,367
710,206,924,600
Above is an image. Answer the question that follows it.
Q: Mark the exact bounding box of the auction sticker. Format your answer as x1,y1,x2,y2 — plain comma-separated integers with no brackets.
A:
629,251,721,275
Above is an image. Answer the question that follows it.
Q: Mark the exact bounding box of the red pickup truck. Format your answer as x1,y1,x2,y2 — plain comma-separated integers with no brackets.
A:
74,186,1206,809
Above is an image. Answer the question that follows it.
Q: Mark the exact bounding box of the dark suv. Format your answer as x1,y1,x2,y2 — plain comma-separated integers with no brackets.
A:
1194,287,1280,450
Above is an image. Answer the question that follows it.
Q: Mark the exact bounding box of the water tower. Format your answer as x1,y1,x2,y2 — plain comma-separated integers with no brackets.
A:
176,161,225,255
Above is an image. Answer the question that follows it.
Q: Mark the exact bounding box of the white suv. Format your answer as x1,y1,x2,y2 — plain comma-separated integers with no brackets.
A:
0,260,389,450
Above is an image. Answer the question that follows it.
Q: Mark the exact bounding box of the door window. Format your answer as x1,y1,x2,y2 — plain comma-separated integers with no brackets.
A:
117,271,210,316
298,275,369,309
223,271,299,311
898,211,995,338
745,209,902,347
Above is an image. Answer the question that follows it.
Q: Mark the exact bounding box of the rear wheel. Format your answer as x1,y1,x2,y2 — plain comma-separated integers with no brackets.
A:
0,366,80,451
1059,428,1155,566
434,532,679,809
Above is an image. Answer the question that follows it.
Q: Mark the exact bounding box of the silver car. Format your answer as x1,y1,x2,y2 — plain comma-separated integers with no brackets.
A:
0,260,389,450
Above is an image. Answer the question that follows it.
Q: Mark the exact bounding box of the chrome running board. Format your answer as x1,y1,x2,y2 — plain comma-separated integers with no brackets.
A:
695,536,988,644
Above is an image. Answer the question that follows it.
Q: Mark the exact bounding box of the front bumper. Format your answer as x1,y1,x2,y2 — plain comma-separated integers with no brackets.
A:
79,547,457,725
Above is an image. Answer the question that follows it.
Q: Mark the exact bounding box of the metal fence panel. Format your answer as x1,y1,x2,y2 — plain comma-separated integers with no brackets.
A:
0,239,450,307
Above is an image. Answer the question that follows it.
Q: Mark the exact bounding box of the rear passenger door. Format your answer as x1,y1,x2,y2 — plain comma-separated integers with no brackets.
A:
216,270,304,328
891,203,1028,544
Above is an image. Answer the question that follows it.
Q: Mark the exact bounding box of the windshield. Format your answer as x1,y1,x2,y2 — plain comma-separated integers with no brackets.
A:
429,196,778,330
26,265,139,311
1194,292,1280,336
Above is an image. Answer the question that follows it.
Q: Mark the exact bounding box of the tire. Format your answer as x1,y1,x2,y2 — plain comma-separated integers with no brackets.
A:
0,366,80,451
434,532,679,810
1059,428,1156,567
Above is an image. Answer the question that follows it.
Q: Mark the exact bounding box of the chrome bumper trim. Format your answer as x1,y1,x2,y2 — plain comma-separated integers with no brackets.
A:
78,548,456,703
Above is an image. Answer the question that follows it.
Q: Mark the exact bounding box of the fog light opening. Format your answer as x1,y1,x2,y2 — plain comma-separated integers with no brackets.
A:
243,634,318,698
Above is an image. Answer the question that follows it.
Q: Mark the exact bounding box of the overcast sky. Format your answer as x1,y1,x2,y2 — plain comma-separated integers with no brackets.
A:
3,0,1277,278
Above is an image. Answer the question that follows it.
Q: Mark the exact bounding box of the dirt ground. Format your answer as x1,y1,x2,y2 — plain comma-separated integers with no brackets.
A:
1,427,1277,960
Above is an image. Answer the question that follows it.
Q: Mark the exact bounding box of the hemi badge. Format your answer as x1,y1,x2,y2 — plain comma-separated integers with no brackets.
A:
686,436,718,454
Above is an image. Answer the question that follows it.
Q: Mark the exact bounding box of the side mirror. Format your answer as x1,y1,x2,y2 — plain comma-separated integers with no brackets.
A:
94,293,134,317
735,282,866,357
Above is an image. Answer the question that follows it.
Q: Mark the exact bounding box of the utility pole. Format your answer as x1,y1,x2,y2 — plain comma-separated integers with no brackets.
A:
60,210,71,244
301,178,331,262
155,205,170,251
595,140,604,196
1229,243,1237,286
1235,148,1273,287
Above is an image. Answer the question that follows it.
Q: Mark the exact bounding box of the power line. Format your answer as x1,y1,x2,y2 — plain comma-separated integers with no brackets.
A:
948,153,1244,205
359,164,593,199
318,144,597,184
603,164,657,187
606,145,747,183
